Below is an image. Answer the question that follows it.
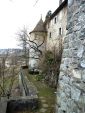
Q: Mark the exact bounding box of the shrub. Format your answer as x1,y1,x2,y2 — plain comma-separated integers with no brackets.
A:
29,69,39,75
36,74,43,81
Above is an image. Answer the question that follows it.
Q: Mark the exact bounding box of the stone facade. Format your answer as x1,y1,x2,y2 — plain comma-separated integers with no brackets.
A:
56,0,85,113
46,4,67,51
41,0,67,87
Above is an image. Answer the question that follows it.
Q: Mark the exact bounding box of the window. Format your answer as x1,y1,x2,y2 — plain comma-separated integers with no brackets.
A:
54,16,58,24
49,32,51,38
54,17,56,24
59,28,62,35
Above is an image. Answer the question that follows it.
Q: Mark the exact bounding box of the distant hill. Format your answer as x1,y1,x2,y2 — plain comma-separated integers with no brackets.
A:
0,48,23,55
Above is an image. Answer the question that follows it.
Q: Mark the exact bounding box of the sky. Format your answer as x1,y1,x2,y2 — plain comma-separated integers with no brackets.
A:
0,0,59,49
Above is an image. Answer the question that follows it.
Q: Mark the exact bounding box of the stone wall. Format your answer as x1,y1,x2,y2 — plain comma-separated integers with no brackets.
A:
56,0,85,113
6,97,39,113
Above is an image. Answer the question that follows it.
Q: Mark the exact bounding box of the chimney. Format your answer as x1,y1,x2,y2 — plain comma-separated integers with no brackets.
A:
59,0,62,5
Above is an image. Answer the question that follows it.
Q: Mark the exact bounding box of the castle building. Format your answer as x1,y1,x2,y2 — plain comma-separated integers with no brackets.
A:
29,0,67,68
29,0,85,112
45,0,67,51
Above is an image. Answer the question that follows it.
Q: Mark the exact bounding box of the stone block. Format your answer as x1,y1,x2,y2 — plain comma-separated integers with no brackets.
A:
63,49,69,58
67,27,73,34
59,72,65,76
69,49,78,58
72,69,82,79
64,85,71,98
64,37,69,43
64,43,69,49
67,99,71,108
71,87,81,101
57,108,63,113
57,96,61,106
73,24,81,32
59,80,65,90
60,64,67,71
60,100,67,111
82,70,85,82
77,45,84,58
62,75,70,84
70,100,80,113
80,60,85,68
77,96,84,110
64,58,71,67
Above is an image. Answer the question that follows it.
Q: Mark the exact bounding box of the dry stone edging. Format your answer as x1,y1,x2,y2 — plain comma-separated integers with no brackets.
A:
0,98,7,113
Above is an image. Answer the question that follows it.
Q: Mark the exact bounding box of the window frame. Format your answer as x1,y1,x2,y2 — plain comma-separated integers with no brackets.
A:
59,28,62,35
49,32,52,38
54,17,56,24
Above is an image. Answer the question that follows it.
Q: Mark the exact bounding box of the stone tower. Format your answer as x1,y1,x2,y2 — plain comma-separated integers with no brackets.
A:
56,0,85,113
29,18,47,68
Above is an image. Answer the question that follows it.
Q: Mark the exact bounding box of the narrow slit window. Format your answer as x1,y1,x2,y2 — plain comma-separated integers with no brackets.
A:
59,28,62,35
49,32,51,38
54,17,56,24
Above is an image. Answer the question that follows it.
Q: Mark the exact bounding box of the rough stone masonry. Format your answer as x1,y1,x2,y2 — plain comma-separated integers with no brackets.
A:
56,0,85,113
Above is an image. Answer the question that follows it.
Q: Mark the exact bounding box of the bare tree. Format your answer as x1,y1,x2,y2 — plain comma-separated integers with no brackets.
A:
7,65,19,97
0,50,9,96
17,28,29,66
0,50,19,97
39,37,63,88
17,27,45,66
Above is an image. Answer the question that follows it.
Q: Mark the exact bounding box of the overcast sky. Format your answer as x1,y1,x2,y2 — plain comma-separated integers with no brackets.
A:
0,0,59,49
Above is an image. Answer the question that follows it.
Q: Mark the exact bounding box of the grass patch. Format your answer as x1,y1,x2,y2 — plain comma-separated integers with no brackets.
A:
27,74,56,113
0,75,19,96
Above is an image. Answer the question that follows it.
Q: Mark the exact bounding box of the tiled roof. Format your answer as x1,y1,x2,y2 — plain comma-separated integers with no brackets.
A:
44,0,67,25
29,18,47,34
50,0,67,20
